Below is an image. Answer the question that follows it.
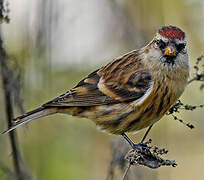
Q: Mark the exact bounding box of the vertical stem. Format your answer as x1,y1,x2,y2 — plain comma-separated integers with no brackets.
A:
0,29,24,180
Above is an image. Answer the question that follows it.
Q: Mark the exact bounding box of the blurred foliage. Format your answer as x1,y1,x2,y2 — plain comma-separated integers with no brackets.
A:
1,0,204,180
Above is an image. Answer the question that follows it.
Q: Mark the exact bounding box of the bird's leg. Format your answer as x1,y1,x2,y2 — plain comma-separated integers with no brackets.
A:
140,125,153,143
122,125,153,151
122,133,136,149
122,133,148,151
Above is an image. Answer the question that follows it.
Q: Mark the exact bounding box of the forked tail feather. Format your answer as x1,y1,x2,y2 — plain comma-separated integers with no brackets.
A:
2,106,57,134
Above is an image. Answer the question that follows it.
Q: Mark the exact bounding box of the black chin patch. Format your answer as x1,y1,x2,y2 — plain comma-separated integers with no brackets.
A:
164,55,176,65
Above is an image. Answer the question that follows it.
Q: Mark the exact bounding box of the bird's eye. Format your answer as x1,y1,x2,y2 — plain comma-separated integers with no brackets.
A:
156,40,166,49
176,43,186,52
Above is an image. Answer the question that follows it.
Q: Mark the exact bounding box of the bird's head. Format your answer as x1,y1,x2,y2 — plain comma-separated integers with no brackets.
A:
145,25,189,70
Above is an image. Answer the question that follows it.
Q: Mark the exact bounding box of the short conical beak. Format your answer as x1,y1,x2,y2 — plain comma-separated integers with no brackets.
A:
164,45,176,56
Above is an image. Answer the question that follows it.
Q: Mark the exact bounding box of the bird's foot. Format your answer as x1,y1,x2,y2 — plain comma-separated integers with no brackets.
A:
132,142,150,152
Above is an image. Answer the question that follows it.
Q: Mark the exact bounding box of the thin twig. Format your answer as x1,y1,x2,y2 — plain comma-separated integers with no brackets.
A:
0,1,32,179
0,29,24,180
106,139,131,180
122,163,131,180
0,25,31,180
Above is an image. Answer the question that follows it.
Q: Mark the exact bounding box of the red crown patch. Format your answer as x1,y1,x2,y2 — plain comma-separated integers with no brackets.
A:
158,26,185,40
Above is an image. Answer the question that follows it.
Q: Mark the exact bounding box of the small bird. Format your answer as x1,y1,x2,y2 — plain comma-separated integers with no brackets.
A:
2,25,189,149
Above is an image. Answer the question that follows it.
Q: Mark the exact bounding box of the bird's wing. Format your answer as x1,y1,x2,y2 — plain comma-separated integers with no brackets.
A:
44,69,119,106
44,51,153,107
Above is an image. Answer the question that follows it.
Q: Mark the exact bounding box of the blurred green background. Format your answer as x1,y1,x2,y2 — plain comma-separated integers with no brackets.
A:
0,0,204,179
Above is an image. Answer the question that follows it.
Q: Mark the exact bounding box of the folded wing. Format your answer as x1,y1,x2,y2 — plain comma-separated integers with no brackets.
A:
44,51,153,107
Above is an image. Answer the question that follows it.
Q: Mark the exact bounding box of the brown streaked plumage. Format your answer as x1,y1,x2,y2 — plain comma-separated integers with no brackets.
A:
2,26,189,146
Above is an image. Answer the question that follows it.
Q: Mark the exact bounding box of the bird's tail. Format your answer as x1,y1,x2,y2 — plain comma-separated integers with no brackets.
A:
2,106,57,134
